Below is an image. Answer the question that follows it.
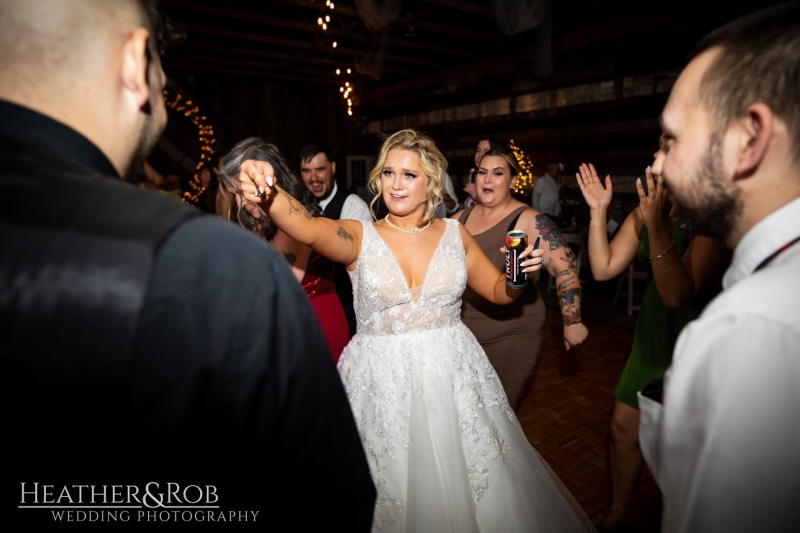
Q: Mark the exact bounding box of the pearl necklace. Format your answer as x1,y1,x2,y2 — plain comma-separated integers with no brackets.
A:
384,214,431,236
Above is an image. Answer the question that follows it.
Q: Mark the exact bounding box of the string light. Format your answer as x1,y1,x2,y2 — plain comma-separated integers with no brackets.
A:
341,77,353,117
163,88,217,205
509,139,536,194
313,0,353,117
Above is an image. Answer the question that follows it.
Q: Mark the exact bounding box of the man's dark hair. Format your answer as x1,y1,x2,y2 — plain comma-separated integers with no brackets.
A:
689,1,800,160
300,143,335,165
140,0,186,55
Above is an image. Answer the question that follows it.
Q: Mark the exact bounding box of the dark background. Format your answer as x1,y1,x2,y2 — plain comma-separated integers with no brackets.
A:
152,0,780,212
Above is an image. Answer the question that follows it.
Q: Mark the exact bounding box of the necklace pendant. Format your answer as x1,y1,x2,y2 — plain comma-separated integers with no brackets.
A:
410,228,419,236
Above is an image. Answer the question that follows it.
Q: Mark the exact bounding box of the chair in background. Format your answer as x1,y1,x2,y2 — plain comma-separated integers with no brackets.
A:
612,263,648,315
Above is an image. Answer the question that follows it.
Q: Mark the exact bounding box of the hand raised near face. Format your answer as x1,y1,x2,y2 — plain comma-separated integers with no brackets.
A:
636,165,670,231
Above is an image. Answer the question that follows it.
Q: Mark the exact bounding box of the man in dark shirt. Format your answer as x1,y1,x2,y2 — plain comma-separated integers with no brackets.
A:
0,0,375,530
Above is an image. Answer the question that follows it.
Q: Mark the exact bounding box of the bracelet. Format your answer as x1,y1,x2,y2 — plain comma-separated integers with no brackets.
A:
650,240,675,260
564,319,582,326
556,285,582,296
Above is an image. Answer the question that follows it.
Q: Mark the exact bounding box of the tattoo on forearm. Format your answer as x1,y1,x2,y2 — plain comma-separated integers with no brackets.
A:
557,287,582,324
336,226,354,242
546,249,577,275
285,193,312,220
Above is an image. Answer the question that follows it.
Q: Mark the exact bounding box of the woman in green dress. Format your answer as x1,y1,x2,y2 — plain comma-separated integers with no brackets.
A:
576,161,730,531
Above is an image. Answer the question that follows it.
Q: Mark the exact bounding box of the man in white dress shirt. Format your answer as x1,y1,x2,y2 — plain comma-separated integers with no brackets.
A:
531,161,562,219
299,144,372,221
638,3,800,532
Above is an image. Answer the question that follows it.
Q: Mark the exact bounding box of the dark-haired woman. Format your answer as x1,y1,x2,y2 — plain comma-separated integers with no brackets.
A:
217,137,350,361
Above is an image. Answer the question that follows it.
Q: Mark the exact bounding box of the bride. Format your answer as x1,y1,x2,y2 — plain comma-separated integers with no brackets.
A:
237,129,595,532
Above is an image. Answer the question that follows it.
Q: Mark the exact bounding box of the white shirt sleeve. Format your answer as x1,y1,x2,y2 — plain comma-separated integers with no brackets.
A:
445,173,460,215
341,194,373,221
641,312,800,532
532,176,560,216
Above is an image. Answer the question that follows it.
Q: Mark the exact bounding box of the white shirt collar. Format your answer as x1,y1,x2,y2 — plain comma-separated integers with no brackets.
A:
723,196,800,289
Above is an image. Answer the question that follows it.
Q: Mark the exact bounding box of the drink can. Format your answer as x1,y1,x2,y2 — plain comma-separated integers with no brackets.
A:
505,230,528,288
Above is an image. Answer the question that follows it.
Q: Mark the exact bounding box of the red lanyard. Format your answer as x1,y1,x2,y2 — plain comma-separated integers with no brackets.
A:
753,235,800,273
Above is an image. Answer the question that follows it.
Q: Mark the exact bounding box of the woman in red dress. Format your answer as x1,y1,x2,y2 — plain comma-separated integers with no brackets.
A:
216,137,351,361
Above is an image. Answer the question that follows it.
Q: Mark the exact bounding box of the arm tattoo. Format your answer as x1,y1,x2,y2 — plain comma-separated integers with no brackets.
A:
537,213,582,324
283,191,313,220
535,214,568,251
282,252,297,268
537,215,577,276
336,226,354,242
557,287,582,325
556,275,582,324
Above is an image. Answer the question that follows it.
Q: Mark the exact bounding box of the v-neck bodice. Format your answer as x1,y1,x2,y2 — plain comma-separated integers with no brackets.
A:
350,219,467,335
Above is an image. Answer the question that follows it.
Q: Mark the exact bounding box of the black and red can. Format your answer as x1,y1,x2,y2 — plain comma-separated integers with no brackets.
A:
505,230,528,288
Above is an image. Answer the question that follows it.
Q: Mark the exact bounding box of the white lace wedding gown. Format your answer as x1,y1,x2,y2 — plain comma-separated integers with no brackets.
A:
338,219,595,532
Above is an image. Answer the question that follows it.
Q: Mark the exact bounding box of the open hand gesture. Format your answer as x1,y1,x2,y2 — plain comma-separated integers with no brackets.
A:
575,163,612,210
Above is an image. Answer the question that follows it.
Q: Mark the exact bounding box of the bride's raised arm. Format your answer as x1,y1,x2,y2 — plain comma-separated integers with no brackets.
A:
237,159,363,268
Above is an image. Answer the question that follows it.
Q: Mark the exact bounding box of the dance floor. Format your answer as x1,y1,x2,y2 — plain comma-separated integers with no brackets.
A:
517,279,662,532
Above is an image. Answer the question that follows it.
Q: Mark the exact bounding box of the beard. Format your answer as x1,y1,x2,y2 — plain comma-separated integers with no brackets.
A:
668,133,742,242
124,90,167,183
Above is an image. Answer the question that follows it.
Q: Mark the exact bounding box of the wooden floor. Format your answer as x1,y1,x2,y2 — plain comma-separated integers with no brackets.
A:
516,278,662,532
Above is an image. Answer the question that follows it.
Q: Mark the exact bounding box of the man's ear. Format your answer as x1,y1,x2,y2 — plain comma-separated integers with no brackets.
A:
330,161,337,175
120,28,152,112
734,102,773,180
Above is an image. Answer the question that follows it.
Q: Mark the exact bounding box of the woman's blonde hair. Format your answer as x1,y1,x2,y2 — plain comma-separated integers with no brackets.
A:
367,129,448,227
